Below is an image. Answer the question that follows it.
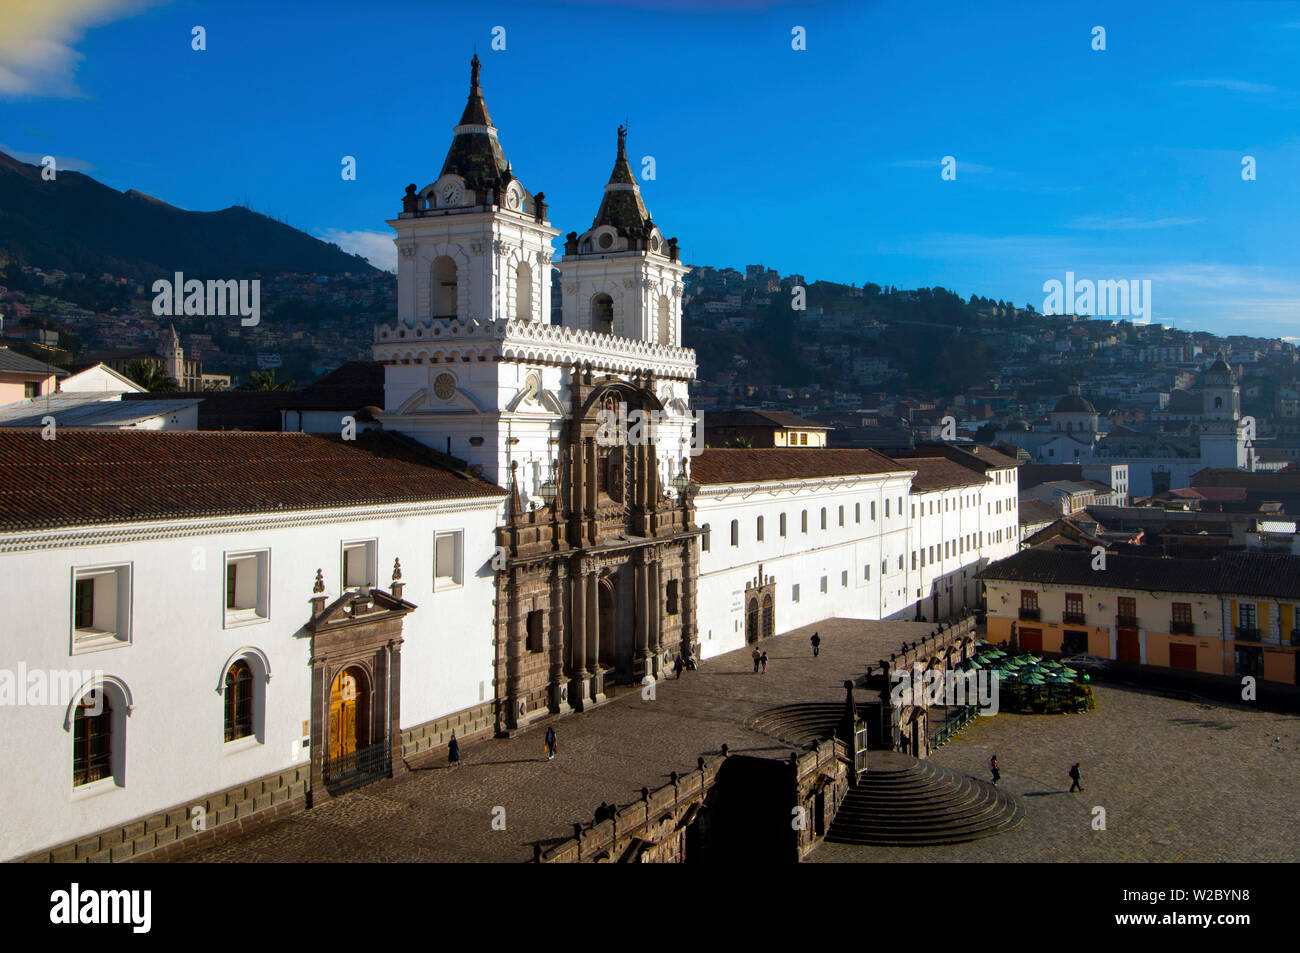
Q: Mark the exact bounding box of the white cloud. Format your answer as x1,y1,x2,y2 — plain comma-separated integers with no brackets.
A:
1173,79,1277,94
0,143,95,171
1066,216,1205,231
0,0,157,98
316,228,397,273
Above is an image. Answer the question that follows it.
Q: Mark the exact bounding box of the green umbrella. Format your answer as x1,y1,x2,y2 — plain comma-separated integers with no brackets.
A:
1057,666,1077,676
1020,672,1048,685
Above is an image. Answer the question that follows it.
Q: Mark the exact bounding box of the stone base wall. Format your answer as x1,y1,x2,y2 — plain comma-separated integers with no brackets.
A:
18,764,311,863
19,700,497,863
400,701,496,763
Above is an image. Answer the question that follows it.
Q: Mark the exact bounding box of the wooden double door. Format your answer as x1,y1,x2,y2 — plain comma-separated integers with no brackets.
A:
328,667,370,762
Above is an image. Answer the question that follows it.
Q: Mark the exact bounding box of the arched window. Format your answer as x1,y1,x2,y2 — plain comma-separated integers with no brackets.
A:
801,510,808,533
433,256,458,318
701,523,711,552
1215,397,1223,409
73,695,113,787
224,659,254,742
756,515,765,541
592,294,614,334
730,520,739,547
820,507,827,530
657,295,671,345
515,260,533,322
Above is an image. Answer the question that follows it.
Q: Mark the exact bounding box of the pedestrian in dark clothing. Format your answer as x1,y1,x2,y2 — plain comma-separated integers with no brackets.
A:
447,732,460,768
811,632,821,657
989,753,999,786
545,726,557,761
760,651,768,674
1068,762,1082,792
752,648,761,673
673,655,685,679
596,802,610,823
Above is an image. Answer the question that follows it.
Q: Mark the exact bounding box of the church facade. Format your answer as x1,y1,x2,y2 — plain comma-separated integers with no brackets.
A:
1,57,1023,862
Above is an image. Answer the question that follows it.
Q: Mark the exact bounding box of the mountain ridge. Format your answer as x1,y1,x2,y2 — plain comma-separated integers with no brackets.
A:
0,151,377,280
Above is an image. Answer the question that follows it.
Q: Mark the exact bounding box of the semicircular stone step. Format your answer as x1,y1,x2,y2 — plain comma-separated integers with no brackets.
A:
826,753,1025,848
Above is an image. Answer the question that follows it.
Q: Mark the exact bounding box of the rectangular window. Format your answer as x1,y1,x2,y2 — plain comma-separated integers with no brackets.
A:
526,610,545,652
731,520,739,547
779,513,787,537
864,564,871,580
1020,589,1039,611
855,503,861,523
342,539,378,590
801,510,808,533
820,576,828,594
911,552,917,571
434,531,463,588
871,502,876,520
72,565,132,652
1064,592,1084,623
792,584,800,602
885,499,890,518
756,516,765,542
820,508,827,530
898,555,904,571
702,525,711,552
225,551,270,625
841,570,848,587
838,506,845,527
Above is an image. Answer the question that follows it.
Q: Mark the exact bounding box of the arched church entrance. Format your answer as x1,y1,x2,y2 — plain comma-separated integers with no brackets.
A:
746,598,759,644
329,666,370,766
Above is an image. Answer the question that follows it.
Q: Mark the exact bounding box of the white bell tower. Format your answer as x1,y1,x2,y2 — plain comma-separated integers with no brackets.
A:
558,126,689,346
389,54,559,328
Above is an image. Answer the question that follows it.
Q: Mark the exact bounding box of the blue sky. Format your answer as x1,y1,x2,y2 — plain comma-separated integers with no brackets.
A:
2,0,1299,339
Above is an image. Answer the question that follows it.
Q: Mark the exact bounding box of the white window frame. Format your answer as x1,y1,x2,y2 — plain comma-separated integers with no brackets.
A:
71,563,133,655
224,550,271,628
341,538,379,591
434,530,464,590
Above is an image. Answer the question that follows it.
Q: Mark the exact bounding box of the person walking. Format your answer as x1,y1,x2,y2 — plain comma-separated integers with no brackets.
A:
760,651,768,674
673,654,685,679
447,731,460,769
810,632,821,657
752,647,761,673
1068,762,1082,792
545,726,557,761
989,753,1000,786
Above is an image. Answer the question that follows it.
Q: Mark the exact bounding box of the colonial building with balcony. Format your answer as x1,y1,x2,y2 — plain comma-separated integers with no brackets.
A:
979,549,1300,685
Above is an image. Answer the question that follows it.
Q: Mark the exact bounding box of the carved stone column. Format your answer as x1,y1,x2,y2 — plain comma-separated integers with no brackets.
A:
549,565,569,713
571,564,589,709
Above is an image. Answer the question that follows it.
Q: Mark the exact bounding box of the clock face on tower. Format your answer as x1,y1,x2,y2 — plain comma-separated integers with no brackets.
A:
433,373,456,400
440,182,463,207
505,186,522,211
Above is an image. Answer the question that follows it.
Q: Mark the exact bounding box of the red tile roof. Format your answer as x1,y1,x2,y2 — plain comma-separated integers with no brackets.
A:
0,430,504,532
906,457,988,491
690,448,909,486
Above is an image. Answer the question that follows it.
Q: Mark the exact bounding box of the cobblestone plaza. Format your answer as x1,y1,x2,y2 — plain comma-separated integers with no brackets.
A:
169,619,1300,863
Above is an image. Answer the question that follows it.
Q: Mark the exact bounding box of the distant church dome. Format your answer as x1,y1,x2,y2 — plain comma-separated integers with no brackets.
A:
1053,393,1096,414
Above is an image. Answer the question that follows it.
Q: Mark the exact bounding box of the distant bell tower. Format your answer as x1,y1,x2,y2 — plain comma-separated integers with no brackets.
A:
166,324,185,385
559,126,689,345
1199,351,1247,468
389,54,559,327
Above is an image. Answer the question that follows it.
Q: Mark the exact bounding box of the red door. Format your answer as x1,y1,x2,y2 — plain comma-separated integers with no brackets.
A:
1019,628,1042,651
1117,629,1140,664
1169,643,1197,671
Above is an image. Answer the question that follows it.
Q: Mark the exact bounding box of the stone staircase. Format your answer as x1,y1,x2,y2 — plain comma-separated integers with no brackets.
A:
744,703,846,748
825,751,1024,847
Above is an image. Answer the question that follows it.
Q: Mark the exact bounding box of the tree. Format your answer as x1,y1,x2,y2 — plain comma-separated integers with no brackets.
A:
241,369,294,391
726,436,753,448
122,360,178,392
